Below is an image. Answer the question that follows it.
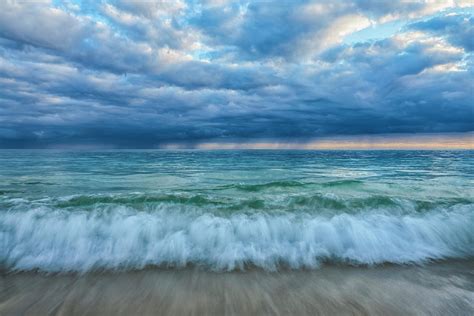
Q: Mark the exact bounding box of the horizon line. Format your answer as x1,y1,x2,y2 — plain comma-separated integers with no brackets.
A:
1,133,472,150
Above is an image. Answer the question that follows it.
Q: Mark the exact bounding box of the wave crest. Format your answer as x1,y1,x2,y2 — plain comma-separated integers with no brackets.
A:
1,205,473,272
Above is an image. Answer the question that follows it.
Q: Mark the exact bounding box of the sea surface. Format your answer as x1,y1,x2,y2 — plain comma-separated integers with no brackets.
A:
0,150,473,272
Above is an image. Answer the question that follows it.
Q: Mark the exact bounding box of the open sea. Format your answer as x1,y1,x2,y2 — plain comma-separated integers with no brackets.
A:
0,150,473,273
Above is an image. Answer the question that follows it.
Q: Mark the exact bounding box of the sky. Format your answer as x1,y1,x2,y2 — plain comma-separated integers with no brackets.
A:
0,0,473,149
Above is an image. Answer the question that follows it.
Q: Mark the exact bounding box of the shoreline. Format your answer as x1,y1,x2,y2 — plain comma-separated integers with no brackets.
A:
1,260,473,315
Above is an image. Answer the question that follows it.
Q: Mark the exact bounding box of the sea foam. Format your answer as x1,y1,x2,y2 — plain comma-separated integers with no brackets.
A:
1,204,472,272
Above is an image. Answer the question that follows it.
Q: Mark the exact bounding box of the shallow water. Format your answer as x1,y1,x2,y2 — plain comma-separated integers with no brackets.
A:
0,150,473,272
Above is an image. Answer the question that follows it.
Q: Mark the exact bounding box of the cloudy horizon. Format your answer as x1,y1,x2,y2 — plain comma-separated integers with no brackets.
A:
0,0,473,149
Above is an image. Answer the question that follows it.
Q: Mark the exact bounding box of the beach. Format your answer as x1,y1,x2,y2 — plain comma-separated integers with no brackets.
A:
2,260,473,315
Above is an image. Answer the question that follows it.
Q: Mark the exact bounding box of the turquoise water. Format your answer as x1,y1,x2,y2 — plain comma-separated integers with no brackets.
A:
1,150,473,272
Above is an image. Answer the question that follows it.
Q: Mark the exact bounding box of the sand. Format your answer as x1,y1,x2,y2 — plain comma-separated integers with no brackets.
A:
1,260,473,315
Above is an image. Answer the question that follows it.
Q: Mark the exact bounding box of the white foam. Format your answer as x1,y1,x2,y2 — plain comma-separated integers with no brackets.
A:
1,205,473,272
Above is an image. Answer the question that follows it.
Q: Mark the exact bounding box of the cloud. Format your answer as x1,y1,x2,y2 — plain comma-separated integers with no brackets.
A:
0,0,472,148
409,13,474,51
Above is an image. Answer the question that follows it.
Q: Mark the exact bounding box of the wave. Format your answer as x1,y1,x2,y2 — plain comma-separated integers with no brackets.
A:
46,193,472,214
286,195,472,212
216,179,364,192
55,194,226,208
1,205,472,272
320,179,364,187
217,180,307,192
54,194,267,211
0,190,21,195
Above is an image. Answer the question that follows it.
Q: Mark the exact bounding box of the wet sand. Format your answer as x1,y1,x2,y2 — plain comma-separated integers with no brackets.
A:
1,260,473,315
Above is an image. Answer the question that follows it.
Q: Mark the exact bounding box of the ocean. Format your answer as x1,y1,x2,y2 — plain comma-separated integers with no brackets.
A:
1,149,473,273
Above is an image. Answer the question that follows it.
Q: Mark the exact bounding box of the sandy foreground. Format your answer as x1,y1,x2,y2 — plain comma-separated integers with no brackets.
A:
1,260,473,316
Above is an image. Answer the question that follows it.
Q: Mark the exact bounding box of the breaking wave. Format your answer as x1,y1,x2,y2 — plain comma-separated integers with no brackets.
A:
1,204,472,272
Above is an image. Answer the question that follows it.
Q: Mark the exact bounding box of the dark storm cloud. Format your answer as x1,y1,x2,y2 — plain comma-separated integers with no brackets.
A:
0,0,472,148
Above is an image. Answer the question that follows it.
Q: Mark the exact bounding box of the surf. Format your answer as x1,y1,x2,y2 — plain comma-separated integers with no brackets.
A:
1,204,472,272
